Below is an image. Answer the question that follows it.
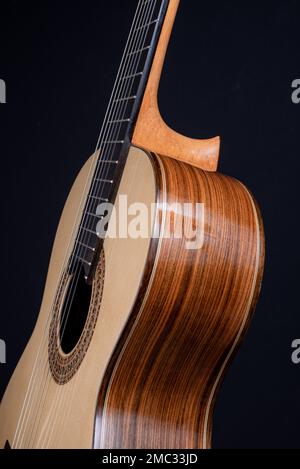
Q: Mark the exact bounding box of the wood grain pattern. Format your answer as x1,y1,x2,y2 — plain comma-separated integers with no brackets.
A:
94,152,265,449
132,0,220,172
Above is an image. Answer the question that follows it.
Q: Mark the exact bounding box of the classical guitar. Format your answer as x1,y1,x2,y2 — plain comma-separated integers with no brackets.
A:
0,0,264,449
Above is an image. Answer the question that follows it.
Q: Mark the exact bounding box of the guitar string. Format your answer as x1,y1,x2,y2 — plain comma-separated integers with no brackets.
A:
20,0,162,448
12,0,146,448
16,0,150,443
39,0,159,449
41,0,158,448
35,0,156,449
13,0,158,448
76,0,161,269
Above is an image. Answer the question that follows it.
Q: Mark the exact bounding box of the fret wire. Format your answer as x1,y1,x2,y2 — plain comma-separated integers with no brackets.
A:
108,118,131,124
81,226,97,236
134,18,159,32
114,95,136,103
99,159,119,164
102,140,124,145
122,71,143,81
88,195,109,202
75,255,92,267
84,211,103,219
76,240,96,252
128,45,151,57
94,178,114,184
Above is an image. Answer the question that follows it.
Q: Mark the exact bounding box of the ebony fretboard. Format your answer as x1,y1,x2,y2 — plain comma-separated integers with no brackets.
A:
69,0,169,282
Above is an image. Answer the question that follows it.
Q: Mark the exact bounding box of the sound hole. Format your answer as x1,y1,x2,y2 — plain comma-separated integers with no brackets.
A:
59,265,92,355
49,250,105,384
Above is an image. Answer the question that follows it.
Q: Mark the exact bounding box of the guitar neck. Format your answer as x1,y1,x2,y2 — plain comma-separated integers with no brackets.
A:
71,0,179,282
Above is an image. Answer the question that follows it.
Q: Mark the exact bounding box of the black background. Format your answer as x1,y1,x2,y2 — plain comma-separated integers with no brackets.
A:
0,0,299,449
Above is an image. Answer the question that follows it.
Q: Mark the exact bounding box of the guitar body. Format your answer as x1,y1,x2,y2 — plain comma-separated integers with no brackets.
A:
0,146,264,449
0,0,265,449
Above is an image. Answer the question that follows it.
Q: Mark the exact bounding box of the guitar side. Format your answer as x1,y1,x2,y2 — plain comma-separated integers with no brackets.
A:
94,151,265,449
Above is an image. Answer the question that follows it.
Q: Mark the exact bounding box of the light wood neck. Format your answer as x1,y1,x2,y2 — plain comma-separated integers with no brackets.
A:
133,0,220,171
